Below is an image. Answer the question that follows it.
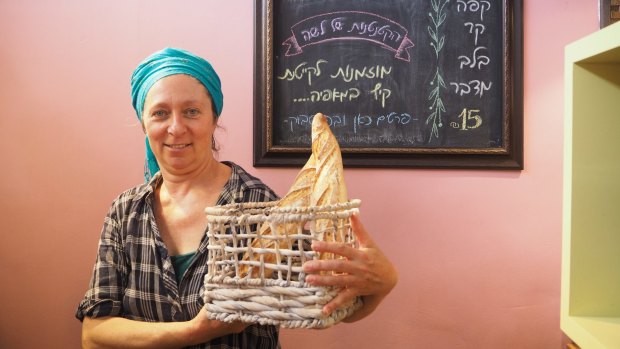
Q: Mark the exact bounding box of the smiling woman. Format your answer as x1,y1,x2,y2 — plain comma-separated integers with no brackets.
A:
76,48,281,348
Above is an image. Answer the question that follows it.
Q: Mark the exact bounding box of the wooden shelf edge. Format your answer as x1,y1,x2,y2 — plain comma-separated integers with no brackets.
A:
562,316,620,349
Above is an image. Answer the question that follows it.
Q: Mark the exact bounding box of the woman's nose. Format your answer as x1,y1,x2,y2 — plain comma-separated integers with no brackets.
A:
167,113,187,135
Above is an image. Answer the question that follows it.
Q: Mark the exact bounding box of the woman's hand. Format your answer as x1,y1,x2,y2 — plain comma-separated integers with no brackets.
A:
187,307,248,344
302,213,398,322
82,307,248,349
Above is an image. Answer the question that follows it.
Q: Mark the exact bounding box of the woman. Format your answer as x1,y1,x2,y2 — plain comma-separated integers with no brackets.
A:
76,47,397,349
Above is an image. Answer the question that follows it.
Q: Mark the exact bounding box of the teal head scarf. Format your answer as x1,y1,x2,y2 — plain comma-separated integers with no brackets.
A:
130,47,223,182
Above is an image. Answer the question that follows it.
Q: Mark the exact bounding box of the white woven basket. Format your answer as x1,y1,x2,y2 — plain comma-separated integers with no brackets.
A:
203,199,363,328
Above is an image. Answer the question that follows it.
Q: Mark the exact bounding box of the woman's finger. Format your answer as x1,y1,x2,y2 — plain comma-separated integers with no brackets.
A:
304,273,359,288
302,255,361,275
322,287,358,315
309,240,362,260
350,213,374,248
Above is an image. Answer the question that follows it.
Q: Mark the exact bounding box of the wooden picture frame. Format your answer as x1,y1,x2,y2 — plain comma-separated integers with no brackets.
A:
600,0,620,28
253,0,523,169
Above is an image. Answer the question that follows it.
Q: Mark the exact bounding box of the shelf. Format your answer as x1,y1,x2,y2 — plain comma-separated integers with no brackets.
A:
562,22,620,349
562,317,620,349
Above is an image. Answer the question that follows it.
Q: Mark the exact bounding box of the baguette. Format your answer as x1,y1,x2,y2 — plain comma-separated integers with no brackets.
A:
238,113,347,277
309,113,348,260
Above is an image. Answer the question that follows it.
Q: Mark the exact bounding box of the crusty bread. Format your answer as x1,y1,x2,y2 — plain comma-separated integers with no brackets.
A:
238,113,347,277
237,156,315,277
309,113,348,260
310,113,348,207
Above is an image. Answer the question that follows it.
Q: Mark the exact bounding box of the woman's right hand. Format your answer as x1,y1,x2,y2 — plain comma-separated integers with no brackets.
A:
187,306,248,344
82,307,248,349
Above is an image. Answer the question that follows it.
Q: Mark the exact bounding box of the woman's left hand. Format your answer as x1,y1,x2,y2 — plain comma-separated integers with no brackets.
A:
302,213,398,321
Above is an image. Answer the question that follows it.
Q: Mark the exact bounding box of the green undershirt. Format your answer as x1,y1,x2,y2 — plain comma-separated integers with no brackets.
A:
170,251,196,284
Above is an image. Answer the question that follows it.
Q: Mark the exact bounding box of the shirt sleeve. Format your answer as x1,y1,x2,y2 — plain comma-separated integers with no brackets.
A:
76,201,128,321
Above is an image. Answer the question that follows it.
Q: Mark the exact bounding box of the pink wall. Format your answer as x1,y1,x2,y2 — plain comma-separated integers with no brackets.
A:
0,1,599,348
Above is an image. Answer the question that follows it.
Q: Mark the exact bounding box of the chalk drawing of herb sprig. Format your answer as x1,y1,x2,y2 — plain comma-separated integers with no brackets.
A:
426,0,449,140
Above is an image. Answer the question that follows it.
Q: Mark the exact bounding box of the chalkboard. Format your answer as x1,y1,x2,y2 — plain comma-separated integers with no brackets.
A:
253,0,523,169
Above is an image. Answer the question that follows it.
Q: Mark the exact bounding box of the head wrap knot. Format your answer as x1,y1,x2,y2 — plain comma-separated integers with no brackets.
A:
130,47,223,181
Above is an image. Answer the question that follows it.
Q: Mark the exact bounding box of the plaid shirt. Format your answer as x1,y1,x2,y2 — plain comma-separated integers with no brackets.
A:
76,162,281,348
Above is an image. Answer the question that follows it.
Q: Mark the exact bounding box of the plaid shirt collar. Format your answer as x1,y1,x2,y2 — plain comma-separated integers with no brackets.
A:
138,161,260,205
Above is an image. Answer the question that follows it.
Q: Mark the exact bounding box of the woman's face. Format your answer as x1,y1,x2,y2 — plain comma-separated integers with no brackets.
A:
142,74,217,176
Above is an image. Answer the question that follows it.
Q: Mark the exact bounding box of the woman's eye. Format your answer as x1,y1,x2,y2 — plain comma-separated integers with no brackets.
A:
152,110,168,118
185,108,200,117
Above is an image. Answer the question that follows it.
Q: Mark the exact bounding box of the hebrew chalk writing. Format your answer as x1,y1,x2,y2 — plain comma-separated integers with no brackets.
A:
456,0,491,21
370,83,391,108
271,0,506,149
282,11,415,61
293,88,361,103
347,20,403,43
277,59,328,86
458,46,490,70
448,0,495,139
330,64,392,82
450,80,492,97
464,22,485,45
278,60,393,106
283,112,413,134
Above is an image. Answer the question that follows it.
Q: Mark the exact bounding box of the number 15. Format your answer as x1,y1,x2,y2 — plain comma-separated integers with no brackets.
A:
458,108,482,130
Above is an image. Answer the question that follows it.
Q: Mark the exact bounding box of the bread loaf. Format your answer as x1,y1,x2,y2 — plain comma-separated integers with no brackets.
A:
309,113,348,260
238,113,347,277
